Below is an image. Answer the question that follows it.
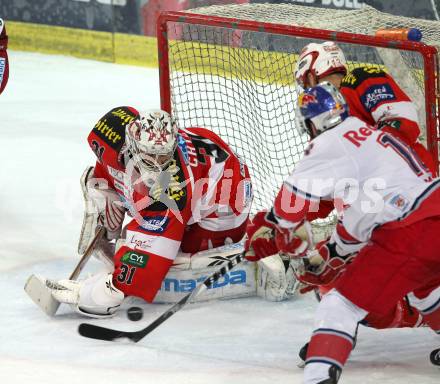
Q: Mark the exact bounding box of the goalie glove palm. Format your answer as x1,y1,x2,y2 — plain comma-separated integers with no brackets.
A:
79,166,126,245
95,188,125,240
245,211,278,261
297,240,356,291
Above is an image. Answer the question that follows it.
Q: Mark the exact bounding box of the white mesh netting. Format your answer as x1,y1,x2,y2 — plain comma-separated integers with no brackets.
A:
162,3,440,240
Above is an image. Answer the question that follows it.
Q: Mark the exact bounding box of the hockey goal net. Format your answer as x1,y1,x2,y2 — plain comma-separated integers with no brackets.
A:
157,3,440,240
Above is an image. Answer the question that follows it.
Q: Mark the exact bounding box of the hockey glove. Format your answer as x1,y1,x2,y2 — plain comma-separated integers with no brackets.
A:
92,187,125,241
296,240,356,293
245,211,308,261
78,166,126,251
274,226,308,258
244,211,278,261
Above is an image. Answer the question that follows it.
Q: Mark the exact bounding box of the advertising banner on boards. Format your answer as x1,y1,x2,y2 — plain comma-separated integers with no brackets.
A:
250,0,439,19
0,0,141,34
1,0,439,37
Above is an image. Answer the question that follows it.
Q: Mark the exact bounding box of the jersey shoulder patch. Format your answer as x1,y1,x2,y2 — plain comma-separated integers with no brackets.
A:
181,127,231,164
341,66,388,89
91,106,137,152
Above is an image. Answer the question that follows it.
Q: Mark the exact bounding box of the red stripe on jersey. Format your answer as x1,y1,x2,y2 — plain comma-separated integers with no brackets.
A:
421,309,440,333
306,199,335,222
306,332,353,367
336,222,361,245
274,184,313,224
384,185,440,230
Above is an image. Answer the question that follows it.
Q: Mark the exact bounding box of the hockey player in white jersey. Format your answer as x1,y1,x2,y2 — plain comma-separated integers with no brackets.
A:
247,83,440,383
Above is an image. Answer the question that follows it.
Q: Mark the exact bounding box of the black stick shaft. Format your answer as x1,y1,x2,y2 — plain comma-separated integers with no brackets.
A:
78,252,244,342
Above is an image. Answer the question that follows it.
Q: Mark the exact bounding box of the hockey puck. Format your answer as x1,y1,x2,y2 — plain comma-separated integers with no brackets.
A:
430,348,440,366
127,306,143,321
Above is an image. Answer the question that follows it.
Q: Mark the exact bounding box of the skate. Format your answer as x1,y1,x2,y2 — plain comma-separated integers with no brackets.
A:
430,348,440,366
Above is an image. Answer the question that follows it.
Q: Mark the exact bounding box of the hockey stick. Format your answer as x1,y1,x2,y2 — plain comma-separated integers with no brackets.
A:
24,225,106,316
78,251,245,342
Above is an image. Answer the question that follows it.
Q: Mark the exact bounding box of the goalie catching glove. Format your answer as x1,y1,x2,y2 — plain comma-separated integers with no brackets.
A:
295,239,356,293
245,211,308,261
78,166,126,255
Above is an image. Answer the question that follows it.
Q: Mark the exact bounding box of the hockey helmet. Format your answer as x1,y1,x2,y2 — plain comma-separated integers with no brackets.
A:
125,109,178,173
297,82,349,138
295,42,347,88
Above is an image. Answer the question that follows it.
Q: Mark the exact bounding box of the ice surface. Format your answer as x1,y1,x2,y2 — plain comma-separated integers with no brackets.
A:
0,51,439,383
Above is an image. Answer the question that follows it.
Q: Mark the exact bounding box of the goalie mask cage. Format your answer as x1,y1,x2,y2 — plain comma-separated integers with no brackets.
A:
157,3,440,238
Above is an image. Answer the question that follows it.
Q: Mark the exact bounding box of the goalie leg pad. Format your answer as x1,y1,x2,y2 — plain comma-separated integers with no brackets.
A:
49,272,124,318
256,254,299,302
154,261,256,303
154,243,255,303
189,242,246,270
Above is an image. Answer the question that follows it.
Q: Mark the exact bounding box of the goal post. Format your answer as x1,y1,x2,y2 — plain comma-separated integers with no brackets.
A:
156,3,440,234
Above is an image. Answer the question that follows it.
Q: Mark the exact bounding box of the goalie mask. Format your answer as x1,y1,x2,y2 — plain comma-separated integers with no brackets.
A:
297,82,349,138
125,109,178,174
295,41,347,88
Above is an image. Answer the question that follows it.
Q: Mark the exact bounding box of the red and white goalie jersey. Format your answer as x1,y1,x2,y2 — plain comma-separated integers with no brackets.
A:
88,106,252,302
273,115,440,250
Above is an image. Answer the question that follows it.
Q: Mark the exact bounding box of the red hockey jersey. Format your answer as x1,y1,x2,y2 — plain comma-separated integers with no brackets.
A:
87,106,252,301
341,66,437,175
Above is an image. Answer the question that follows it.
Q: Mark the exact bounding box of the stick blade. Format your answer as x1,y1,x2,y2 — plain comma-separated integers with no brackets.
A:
78,323,130,342
24,274,60,316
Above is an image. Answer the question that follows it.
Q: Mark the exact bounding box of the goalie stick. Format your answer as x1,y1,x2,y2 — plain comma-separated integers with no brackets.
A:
24,225,106,316
78,250,245,342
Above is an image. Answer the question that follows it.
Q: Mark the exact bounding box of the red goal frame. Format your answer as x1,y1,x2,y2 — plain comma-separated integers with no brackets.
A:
157,10,440,172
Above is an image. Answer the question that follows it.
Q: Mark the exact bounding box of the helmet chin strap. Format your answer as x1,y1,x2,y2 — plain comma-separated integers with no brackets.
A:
306,120,319,139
